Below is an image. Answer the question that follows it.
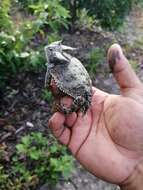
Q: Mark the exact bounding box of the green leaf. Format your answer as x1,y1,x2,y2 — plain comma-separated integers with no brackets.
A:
29,147,41,160
16,144,27,154
19,52,30,58
21,135,31,146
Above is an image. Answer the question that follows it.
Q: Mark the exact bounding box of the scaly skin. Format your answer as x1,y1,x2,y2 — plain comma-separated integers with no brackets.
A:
45,42,92,114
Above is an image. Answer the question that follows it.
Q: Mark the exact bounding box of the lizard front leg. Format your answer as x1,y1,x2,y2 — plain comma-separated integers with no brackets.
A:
45,66,52,88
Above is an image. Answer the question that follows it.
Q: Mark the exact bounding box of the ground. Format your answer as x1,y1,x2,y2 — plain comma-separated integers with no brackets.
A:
1,5,143,190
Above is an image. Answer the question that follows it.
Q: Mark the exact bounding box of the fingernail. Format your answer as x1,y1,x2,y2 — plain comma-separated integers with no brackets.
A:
108,50,121,73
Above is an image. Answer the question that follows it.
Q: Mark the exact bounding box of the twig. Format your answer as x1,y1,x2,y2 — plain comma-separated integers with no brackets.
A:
0,126,26,143
15,126,25,135
0,132,12,143
9,99,18,111
69,178,78,189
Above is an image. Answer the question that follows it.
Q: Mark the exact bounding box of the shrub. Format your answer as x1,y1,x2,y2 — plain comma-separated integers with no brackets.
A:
12,132,74,187
89,0,133,29
0,133,74,189
0,2,42,90
63,0,134,30
0,0,13,31
16,0,38,10
18,0,70,32
0,29,45,89
76,8,96,30
0,0,70,91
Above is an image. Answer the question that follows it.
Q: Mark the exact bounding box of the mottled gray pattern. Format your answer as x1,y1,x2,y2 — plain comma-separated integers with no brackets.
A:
45,41,92,113
50,57,92,98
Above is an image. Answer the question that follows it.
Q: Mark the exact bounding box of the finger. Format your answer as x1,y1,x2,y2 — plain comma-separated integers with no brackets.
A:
68,109,92,155
65,112,77,127
107,44,142,90
49,112,71,145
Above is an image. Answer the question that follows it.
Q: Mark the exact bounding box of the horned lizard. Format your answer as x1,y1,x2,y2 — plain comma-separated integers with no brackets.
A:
44,41,92,114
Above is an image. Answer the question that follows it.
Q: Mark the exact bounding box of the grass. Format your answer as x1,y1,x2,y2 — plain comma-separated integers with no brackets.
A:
86,47,105,76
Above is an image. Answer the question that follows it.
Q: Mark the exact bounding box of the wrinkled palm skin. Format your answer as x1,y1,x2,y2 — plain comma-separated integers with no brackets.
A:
49,44,143,185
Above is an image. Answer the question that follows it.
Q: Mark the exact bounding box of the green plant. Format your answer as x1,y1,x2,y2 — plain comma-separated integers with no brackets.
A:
0,0,70,91
87,0,133,29
63,0,134,30
12,132,74,187
41,89,53,102
129,60,139,71
135,0,143,6
16,0,38,10
0,165,15,190
131,37,143,50
86,48,105,75
29,0,70,32
0,16,47,89
0,165,9,184
0,30,45,87
76,8,96,30
47,32,62,44
0,164,30,190
0,0,13,31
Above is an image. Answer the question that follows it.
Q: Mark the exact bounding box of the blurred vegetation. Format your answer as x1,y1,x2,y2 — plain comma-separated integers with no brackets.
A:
41,88,53,102
82,0,133,29
86,48,105,76
129,60,139,71
76,8,97,31
63,0,137,30
0,0,69,90
0,133,73,189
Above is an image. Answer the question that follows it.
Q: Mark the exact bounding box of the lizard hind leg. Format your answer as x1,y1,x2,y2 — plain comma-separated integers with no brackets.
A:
54,96,89,115
55,96,83,115
71,96,87,114
73,96,91,114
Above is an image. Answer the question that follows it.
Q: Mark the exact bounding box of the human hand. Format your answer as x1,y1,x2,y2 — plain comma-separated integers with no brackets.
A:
49,44,143,188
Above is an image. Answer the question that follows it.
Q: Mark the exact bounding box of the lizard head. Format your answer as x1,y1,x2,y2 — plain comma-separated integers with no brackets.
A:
44,40,76,64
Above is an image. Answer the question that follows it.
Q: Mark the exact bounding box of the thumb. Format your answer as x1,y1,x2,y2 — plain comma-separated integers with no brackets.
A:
107,44,142,92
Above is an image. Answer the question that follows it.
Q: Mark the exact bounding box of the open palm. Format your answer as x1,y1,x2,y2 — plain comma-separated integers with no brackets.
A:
49,44,143,185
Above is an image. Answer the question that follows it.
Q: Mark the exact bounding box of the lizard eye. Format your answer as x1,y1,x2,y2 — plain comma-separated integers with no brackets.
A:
48,48,53,51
